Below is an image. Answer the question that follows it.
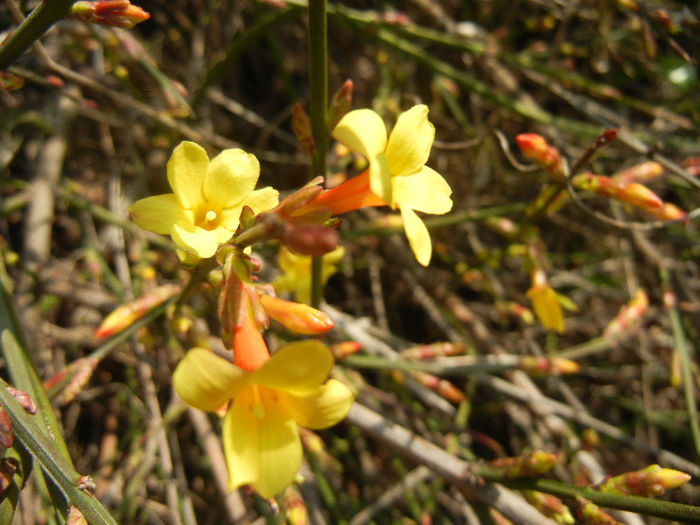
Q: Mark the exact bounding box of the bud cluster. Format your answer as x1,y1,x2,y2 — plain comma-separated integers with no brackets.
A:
488,450,558,478
599,464,691,497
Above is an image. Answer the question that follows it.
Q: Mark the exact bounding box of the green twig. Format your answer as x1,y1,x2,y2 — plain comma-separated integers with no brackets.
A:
0,379,117,525
499,477,700,523
661,268,700,459
307,0,328,308
0,0,76,69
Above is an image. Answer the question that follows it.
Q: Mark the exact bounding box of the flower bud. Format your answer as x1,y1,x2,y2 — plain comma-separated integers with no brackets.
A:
523,491,574,524
411,371,465,402
613,161,664,183
292,103,315,156
489,450,558,478
283,223,338,256
95,284,179,338
577,497,622,525
571,173,663,210
516,133,565,180
600,464,691,496
648,202,686,221
401,342,466,360
60,357,99,406
259,295,333,334
603,289,648,339
70,0,150,28
329,341,362,359
520,356,579,376
327,79,353,130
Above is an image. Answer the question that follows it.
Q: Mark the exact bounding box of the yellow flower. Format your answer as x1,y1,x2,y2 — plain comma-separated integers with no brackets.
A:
272,246,345,304
526,269,564,333
173,340,354,498
129,141,278,259
332,105,452,265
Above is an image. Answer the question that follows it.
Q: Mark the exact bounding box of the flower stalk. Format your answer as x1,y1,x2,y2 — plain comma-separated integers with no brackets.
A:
308,0,328,307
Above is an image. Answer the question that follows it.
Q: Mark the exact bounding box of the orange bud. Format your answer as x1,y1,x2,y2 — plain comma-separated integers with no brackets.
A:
648,202,686,221
95,284,179,338
260,295,333,335
520,356,578,376
571,173,663,210
58,357,99,405
515,133,565,180
613,162,664,183
401,342,466,360
329,341,361,359
411,371,465,403
603,289,648,339
70,0,150,28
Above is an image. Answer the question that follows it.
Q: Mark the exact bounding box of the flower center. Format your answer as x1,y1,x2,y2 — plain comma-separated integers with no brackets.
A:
193,202,223,230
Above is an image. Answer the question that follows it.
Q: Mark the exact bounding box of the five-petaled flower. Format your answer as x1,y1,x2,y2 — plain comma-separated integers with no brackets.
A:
129,141,278,259
312,105,452,266
173,340,354,498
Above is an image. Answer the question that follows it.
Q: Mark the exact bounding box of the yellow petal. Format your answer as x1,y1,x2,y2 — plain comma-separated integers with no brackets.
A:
171,220,221,258
242,186,280,214
252,340,333,394
332,109,387,161
172,348,247,412
128,194,188,234
526,286,564,333
369,152,393,207
203,148,260,209
218,187,280,232
281,379,354,429
385,105,434,177
167,142,209,210
392,167,453,215
400,207,432,266
223,386,302,497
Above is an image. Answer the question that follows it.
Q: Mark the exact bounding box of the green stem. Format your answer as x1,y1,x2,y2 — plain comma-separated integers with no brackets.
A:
661,268,700,459
307,0,328,308
0,0,76,69
0,379,117,524
498,477,700,523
